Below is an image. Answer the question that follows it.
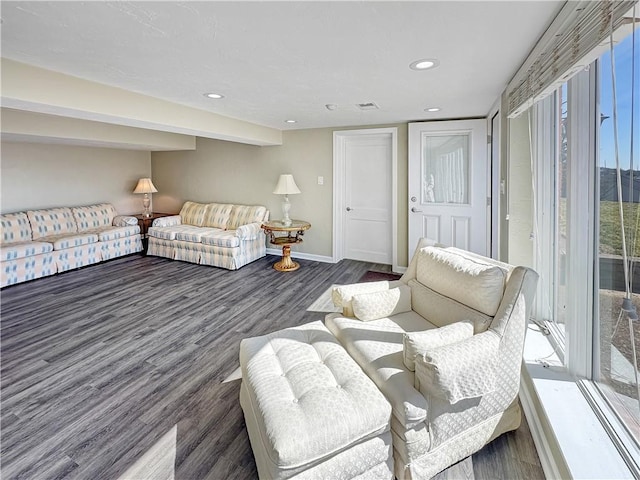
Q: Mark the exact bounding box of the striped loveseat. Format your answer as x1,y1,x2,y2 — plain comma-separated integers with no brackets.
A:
147,201,269,270
1,203,142,287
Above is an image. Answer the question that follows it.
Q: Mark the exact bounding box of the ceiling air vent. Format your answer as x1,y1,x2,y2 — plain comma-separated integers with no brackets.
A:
356,102,379,110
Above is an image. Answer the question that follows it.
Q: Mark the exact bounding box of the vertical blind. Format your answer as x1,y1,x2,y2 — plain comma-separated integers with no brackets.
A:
507,0,637,118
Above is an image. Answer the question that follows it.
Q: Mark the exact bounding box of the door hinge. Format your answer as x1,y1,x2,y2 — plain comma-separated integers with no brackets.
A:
487,135,492,144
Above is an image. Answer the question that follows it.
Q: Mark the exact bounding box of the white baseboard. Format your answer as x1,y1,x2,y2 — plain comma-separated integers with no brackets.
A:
266,248,335,264
266,248,406,271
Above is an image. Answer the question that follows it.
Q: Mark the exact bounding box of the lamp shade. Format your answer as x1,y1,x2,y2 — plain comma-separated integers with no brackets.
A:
133,178,158,194
272,174,301,195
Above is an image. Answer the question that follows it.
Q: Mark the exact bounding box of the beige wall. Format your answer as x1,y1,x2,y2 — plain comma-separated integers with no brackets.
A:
1,142,151,214
152,124,409,265
507,114,534,268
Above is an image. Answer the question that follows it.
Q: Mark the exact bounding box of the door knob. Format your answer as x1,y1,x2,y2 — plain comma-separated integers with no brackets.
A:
346,207,352,211
411,207,423,213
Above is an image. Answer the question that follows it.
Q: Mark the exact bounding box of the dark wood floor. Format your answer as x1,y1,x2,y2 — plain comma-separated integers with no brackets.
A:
0,254,544,479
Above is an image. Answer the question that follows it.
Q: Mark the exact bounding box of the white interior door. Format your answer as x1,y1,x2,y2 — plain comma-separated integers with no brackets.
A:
334,129,396,266
408,119,488,257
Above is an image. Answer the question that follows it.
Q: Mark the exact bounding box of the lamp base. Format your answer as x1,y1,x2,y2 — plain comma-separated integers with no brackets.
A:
142,194,152,218
282,195,292,226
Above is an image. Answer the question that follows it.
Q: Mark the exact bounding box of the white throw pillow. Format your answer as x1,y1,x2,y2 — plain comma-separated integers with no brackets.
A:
402,320,474,371
332,281,394,317
351,285,412,322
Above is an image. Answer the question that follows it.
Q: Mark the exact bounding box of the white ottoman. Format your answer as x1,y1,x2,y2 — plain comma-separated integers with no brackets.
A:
239,320,393,480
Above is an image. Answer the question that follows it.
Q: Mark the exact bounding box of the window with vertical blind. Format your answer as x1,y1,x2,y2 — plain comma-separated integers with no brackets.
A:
512,1,639,471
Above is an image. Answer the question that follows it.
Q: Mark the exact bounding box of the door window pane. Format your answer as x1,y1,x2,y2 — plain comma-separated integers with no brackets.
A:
422,133,470,204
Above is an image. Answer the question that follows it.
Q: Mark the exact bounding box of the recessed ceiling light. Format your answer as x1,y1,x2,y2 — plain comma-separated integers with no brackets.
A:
285,119,297,124
204,92,224,99
425,107,441,112
410,58,440,71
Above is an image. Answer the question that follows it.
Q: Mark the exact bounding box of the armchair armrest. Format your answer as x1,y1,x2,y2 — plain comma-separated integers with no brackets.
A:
236,222,262,240
414,331,500,404
152,215,182,227
112,215,138,227
403,320,474,371
332,280,402,317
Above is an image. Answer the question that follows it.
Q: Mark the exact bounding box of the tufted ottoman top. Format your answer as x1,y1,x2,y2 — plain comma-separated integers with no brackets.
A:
239,320,391,470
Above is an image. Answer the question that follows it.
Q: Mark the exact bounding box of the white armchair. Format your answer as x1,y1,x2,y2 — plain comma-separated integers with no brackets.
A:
325,239,539,479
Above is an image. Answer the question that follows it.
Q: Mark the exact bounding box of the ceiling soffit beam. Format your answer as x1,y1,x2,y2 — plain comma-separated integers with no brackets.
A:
1,108,197,151
0,58,282,147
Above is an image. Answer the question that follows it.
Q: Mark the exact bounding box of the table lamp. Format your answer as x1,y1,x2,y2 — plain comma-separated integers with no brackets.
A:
273,174,301,226
133,178,158,218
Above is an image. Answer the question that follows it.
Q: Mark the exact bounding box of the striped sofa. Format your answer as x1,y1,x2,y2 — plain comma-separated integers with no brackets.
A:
147,201,269,270
1,203,142,288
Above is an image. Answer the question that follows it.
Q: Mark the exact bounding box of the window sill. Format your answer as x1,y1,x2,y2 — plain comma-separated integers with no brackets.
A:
520,326,634,479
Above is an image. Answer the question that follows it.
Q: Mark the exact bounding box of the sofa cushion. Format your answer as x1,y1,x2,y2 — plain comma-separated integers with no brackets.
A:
1,212,33,245
27,208,78,240
228,205,268,229
351,285,412,322
91,225,141,242
179,201,209,227
416,247,507,316
0,241,54,261
175,227,222,243
325,311,433,428
41,233,99,250
239,320,391,469
72,203,117,232
148,225,203,241
202,203,233,229
200,230,240,248
402,320,474,371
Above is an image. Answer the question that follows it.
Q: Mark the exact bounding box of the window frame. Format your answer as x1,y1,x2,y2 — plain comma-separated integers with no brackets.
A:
529,55,640,473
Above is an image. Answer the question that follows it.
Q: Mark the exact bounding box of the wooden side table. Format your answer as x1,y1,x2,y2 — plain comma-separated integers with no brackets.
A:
134,212,176,251
261,220,311,271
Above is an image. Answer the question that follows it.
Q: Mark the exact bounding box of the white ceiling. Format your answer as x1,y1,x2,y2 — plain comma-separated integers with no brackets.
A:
0,1,563,131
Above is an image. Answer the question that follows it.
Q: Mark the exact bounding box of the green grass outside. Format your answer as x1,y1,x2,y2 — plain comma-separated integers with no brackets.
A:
599,201,640,258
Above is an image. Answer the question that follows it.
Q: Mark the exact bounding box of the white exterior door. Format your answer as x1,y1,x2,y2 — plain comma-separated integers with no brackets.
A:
334,128,396,266
408,119,488,257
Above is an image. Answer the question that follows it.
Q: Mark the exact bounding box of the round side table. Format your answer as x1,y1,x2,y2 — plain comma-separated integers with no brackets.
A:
261,220,311,271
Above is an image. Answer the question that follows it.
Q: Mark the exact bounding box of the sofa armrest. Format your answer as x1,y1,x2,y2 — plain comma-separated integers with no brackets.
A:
112,215,138,227
236,222,262,240
152,215,182,227
414,331,500,404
